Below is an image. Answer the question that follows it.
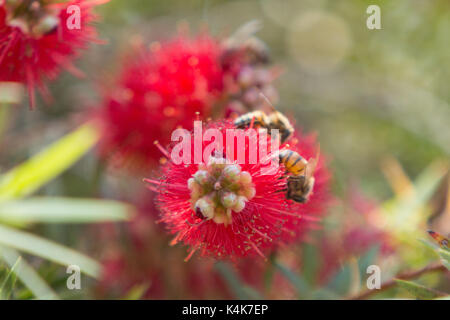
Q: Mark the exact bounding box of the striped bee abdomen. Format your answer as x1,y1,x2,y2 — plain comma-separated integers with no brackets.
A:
278,150,308,175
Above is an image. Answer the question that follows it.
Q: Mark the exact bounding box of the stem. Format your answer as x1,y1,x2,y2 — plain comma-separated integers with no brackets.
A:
350,261,448,300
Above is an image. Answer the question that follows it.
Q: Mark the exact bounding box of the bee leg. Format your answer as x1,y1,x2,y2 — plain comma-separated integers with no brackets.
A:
277,171,289,180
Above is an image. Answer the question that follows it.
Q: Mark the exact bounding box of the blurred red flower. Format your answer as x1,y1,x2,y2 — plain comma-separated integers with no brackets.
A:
0,0,105,107
146,120,331,260
95,30,279,174
96,34,226,172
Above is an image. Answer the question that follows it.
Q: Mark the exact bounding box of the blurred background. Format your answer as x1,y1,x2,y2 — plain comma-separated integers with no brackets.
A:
0,0,449,299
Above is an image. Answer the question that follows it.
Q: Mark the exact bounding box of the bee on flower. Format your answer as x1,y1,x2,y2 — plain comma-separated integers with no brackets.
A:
145,119,331,260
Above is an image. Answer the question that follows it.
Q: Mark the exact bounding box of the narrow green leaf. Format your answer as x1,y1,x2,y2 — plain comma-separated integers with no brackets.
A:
301,243,320,284
241,286,263,300
0,123,99,200
124,283,150,300
442,260,450,271
395,279,441,300
438,248,450,263
0,224,100,278
0,197,133,224
311,288,341,300
214,261,249,299
273,261,309,298
263,257,275,291
383,162,447,233
419,238,441,251
326,264,351,296
358,245,380,278
0,247,59,299
0,256,20,299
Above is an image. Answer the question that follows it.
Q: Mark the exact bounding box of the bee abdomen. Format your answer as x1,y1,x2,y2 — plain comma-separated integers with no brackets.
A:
279,150,307,175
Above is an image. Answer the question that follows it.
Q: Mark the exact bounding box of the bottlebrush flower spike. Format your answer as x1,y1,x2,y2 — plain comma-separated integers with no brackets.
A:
0,0,106,108
96,34,226,172
145,120,330,260
95,27,279,173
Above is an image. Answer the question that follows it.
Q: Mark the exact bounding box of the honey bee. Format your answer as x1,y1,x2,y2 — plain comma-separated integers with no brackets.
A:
222,20,269,65
266,111,294,144
278,149,319,203
233,110,294,144
234,110,269,129
428,230,449,248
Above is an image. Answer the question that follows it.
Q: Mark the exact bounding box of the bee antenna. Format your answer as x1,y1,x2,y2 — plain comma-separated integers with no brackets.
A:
259,92,276,111
315,144,321,162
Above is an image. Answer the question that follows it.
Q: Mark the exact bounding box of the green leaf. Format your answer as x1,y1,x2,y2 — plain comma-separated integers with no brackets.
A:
418,238,441,251
438,248,450,262
0,247,59,299
0,255,20,299
326,264,352,296
358,245,380,278
0,123,99,200
311,288,341,300
263,256,275,291
382,162,447,234
442,260,450,271
395,279,441,300
438,249,450,271
0,197,133,225
273,261,309,298
0,224,100,278
215,261,250,299
301,243,320,284
123,283,150,300
242,286,263,300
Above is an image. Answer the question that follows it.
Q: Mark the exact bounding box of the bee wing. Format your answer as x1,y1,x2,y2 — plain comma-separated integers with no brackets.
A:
225,20,262,47
305,146,320,179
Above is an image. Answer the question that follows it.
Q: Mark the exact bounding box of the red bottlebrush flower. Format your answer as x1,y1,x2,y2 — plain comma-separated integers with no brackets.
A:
146,120,331,260
0,0,105,107
96,35,226,172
